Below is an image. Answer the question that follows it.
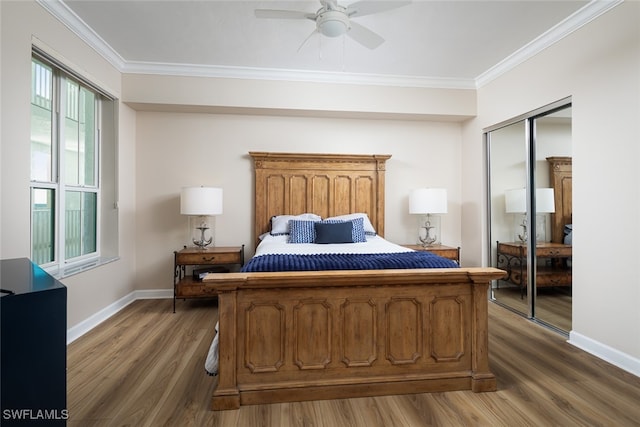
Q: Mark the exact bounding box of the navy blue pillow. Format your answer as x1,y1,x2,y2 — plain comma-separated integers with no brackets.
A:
322,217,367,243
314,221,354,244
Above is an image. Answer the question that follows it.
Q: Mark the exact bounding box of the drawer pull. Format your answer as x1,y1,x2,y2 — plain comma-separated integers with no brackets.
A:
202,256,216,262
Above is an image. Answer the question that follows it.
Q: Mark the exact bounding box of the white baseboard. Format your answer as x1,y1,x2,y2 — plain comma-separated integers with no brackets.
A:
568,331,640,378
66,289,173,344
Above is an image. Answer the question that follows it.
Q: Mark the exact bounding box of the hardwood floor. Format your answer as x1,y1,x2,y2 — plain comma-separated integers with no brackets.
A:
493,285,572,332
67,298,640,426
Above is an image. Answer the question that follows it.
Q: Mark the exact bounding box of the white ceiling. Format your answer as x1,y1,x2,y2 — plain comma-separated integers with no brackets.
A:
45,0,613,88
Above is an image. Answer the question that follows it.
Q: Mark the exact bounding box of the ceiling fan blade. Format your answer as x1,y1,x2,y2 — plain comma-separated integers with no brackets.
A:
255,9,316,20
347,21,384,49
320,0,338,11
297,29,319,52
347,1,411,18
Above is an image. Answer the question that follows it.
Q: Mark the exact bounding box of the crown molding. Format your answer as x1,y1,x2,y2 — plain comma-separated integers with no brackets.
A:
475,0,623,88
121,61,476,89
38,0,621,90
36,0,126,69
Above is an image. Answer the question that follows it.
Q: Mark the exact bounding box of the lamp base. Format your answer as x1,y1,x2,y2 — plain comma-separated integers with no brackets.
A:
193,226,213,248
517,218,528,243
417,214,440,247
188,215,216,248
513,214,550,243
419,224,437,247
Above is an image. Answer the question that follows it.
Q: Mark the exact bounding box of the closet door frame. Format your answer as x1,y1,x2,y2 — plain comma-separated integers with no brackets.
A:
485,97,571,322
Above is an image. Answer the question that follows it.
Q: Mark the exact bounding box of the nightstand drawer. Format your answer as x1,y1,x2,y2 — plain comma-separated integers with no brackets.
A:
176,251,242,265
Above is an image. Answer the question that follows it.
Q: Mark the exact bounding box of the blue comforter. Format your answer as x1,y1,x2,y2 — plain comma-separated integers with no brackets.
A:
241,251,458,272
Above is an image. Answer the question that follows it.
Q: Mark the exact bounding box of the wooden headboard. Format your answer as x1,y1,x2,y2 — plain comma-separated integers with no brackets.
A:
249,152,391,247
547,156,572,243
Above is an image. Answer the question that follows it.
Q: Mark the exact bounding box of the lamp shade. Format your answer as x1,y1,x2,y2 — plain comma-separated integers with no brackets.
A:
409,188,447,214
180,187,223,215
505,188,526,213
505,188,555,213
536,188,555,213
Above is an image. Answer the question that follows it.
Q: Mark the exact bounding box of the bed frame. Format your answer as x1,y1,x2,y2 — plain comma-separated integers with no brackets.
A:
547,156,572,244
203,152,506,410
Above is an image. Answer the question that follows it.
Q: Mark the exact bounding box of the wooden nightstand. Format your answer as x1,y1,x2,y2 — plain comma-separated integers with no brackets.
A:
403,244,460,264
173,245,244,312
496,241,571,297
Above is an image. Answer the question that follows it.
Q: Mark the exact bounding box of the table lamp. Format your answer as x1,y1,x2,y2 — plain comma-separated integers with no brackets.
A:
180,186,223,248
409,188,447,246
505,188,555,242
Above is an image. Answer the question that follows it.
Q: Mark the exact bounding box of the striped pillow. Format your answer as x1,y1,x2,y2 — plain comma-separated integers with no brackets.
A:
288,220,317,243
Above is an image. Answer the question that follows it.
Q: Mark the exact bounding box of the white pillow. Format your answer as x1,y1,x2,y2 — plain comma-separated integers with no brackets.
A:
270,213,321,235
324,213,376,235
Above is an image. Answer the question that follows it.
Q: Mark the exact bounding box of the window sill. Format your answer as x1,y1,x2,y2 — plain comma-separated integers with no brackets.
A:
46,256,119,280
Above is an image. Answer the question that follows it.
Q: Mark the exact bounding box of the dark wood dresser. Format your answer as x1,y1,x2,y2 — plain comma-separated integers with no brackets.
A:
1,258,67,425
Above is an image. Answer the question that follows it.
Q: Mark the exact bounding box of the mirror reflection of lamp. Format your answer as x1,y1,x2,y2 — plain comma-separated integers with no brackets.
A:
180,186,223,249
409,188,447,247
505,188,555,243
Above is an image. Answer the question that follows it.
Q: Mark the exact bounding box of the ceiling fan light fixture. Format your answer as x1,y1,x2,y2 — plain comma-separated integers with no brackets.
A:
317,10,350,37
255,0,407,49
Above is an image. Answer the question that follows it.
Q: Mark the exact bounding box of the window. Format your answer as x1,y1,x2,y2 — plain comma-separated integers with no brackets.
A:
30,52,117,274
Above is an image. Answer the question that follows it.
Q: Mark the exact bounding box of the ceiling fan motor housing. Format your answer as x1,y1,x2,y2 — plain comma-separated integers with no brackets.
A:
254,0,411,49
317,9,350,37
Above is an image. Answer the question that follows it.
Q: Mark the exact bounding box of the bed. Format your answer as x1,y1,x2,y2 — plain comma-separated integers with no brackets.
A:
202,152,506,410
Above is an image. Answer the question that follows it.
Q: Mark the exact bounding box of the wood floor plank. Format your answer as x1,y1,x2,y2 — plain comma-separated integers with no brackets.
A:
67,298,640,427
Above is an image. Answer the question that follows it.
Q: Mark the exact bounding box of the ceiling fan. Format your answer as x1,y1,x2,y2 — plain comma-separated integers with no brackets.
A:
254,0,411,50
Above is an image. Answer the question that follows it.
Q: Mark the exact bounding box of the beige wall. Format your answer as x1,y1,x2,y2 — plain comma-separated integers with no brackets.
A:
122,74,476,120
123,49,479,295
0,1,138,328
462,2,640,362
133,111,464,290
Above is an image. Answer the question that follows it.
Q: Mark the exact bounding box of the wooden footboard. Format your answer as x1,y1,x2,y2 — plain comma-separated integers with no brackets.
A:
203,267,506,410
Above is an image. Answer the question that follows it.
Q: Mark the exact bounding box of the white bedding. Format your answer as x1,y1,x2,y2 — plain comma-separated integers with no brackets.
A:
254,234,413,257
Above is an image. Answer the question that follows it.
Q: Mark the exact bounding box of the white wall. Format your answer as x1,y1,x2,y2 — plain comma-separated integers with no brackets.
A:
462,2,640,369
0,1,138,329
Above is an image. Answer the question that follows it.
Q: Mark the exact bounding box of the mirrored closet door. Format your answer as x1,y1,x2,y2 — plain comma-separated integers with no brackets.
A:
487,101,572,334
